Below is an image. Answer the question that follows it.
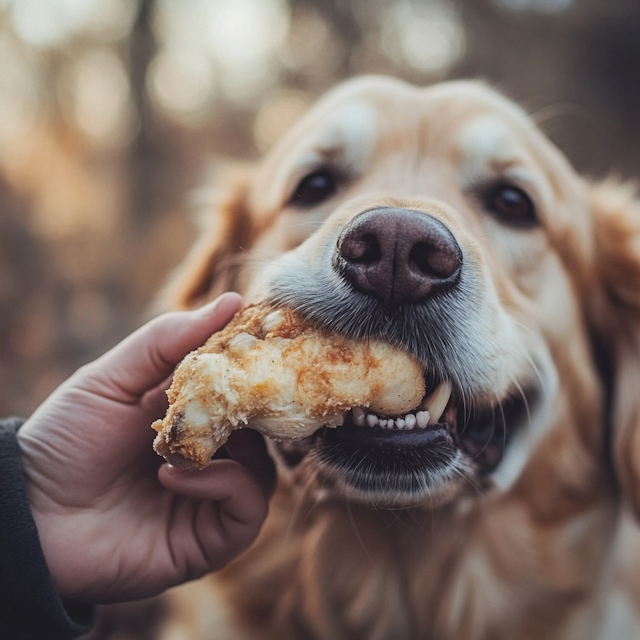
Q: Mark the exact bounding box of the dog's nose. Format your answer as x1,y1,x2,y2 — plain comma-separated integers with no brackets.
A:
334,207,462,309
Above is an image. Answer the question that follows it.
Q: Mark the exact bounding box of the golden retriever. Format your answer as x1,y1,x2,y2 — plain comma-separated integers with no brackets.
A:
156,76,640,640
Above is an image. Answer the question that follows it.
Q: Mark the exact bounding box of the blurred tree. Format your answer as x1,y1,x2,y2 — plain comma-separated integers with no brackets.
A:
129,0,162,230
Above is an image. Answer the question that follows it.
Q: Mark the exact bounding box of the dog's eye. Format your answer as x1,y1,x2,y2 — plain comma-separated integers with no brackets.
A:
487,185,537,226
290,170,337,207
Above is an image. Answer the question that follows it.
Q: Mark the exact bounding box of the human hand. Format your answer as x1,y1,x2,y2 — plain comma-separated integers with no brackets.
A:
17,293,275,604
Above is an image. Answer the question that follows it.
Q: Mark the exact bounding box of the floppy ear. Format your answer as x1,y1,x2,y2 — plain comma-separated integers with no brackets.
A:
589,178,640,515
159,163,254,311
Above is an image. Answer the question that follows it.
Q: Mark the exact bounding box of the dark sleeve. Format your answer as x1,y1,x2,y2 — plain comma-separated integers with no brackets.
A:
0,417,95,640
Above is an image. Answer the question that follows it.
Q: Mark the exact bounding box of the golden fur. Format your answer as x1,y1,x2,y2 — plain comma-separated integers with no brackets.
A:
157,77,640,640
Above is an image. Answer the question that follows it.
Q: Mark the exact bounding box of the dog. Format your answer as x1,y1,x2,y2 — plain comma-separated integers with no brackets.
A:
155,76,640,640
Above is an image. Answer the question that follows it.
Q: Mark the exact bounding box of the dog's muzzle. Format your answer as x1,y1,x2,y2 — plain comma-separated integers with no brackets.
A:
267,204,536,505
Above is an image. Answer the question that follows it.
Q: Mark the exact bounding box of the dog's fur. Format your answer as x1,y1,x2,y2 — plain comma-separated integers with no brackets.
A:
157,77,640,640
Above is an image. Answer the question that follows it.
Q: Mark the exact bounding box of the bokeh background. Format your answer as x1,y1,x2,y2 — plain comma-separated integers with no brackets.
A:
1,0,639,419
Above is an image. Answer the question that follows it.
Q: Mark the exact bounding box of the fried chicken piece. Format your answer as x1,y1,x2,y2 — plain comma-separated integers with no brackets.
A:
153,304,425,469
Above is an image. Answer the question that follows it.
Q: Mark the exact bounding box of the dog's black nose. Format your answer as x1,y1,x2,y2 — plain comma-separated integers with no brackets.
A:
334,207,462,309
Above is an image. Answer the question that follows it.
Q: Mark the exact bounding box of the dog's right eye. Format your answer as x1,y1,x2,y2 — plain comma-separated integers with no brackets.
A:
290,170,337,207
486,184,537,227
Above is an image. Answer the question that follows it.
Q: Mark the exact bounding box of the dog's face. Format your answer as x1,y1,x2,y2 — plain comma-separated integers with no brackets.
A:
167,76,640,512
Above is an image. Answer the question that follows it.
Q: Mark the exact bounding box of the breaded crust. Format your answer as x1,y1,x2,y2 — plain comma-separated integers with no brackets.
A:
153,304,425,469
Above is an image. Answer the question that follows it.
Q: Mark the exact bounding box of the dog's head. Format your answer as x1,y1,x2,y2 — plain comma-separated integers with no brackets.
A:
165,77,640,511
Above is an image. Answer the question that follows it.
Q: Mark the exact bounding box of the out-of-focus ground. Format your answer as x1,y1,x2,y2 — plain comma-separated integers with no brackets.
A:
1,0,639,418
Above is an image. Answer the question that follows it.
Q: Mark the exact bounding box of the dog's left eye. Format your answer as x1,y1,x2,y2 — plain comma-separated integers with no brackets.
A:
487,185,537,226
290,170,337,207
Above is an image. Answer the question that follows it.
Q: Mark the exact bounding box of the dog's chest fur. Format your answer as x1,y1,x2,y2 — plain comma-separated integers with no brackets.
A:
192,477,615,640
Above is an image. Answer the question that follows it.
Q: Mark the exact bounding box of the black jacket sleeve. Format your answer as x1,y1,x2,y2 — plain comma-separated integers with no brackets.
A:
0,417,95,640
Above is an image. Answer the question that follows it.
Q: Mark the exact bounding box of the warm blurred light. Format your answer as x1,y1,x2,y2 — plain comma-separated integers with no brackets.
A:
281,7,340,75
205,0,288,102
1,123,125,240
67,289,112,343
9,0,69,48
8,0,134,48
148,48,215,120
155,0,288,106
154,0,207,46
0,35,38,142
10,295,57,359
67,48,133,145
80,0,137,42
253,89,310,153
492,0,573,13
381,0,465,77
205,0,288,67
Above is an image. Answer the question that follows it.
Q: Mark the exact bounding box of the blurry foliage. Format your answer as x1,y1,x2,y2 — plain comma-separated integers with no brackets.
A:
0,0,639,417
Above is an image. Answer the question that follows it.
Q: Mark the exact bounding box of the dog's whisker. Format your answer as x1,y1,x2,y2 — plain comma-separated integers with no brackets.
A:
281,465,322,548
529,102,593,126
289,221,327,230
345,499,377,565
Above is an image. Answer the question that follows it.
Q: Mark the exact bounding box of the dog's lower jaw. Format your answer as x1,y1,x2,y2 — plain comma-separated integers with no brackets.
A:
273,426,470,509
271,384,536,508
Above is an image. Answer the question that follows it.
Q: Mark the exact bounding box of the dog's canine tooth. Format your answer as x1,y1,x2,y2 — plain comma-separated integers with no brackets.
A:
421,381,452,424
416,410,430,428
352,407,366,426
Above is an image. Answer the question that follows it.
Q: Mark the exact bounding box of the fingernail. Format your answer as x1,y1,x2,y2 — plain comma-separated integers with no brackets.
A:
194,293,242,319
164,463,202,476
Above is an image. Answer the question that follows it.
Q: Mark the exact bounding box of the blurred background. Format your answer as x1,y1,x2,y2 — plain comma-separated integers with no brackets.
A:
1,0,639,418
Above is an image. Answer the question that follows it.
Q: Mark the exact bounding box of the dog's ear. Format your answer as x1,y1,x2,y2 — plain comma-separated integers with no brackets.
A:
159,163,254,311
589,179,640,514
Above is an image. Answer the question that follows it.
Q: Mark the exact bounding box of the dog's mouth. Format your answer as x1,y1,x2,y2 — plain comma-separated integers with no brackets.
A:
275,378,536,504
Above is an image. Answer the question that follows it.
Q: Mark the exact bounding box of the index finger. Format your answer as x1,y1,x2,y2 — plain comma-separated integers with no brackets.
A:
82,293,243,401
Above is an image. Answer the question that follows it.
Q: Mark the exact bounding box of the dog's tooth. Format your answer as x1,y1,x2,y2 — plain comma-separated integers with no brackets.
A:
421,381,452,424
379,419,388,428
352,407,366,426
396,418,405,430
366,413,378,427
405,414,416,429
416,411,430,428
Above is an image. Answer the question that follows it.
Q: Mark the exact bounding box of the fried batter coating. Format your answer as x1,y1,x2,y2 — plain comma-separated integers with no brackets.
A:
153,304,425,469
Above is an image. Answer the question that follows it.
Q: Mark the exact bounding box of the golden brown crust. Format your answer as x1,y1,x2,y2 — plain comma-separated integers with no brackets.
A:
202,303,309,346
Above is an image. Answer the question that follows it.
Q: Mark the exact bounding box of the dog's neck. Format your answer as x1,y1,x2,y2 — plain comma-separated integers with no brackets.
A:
216,464,618,640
